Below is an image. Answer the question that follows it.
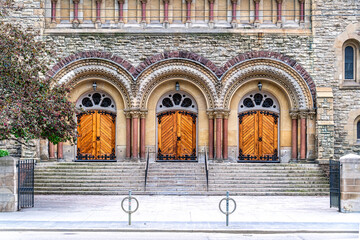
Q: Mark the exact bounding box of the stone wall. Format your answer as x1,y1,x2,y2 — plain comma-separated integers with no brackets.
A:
340,154,360,213
0,157,18,212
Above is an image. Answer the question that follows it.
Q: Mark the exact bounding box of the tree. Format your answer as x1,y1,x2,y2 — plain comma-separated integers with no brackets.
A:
0,1,77,145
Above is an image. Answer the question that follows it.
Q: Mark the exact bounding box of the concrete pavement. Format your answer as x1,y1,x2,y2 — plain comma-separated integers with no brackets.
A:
0,195,359,234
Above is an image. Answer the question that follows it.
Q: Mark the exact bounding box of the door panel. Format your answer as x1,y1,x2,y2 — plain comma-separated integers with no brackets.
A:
239,111,278,162
77,111,116,160
157,111,197,161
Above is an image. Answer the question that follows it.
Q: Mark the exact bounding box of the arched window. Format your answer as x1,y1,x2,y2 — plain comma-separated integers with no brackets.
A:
345,46,355,80
357,120,360,141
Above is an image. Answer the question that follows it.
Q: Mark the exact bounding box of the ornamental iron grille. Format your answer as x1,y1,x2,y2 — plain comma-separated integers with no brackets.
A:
238,92,279,162
76,91,117,161
157,91,198,161
18,159,35,210
329,160,341,211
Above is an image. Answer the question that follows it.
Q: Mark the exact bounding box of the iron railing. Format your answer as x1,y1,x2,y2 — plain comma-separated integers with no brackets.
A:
17,159,35,210
329,159,341,211
204,147,209,191
144,148,150,191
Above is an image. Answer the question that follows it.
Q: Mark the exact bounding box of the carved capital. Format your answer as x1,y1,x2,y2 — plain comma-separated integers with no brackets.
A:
140,0,147,3
206,110,215,119
185,0,192,3
299,109,309,119
308,109,316,120
163,0,170,3
275,0,283,3
289,109,299,119
298,0,305,3
124,110,132,119
253,0,261,3
208,0,215,3
73,0,80,4
140,110,148,118
95,0,102,4
230,0,237,4
223,111,230,119
51,0,58,3
118,0,125,3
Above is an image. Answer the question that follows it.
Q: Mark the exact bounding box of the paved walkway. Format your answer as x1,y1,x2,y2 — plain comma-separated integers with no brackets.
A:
0,195,359,233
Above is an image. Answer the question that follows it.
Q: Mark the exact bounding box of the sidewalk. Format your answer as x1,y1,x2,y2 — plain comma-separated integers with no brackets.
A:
0,195,359,233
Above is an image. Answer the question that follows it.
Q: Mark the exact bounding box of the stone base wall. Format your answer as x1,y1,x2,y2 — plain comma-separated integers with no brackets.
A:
0,157,18,212
340,154,360,213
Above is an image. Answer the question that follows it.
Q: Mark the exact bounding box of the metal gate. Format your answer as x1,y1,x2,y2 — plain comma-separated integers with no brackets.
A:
329,159,341,211
17,159,35,210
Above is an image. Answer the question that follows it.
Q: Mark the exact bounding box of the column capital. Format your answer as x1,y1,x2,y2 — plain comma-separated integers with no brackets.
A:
254,0,261,3
73,0,80,3
185,0,192,3
95,0,102,3
299,109,309,119
140,0,147,3
308,109,316,120
206,110,215,119
298,0,305,3
223,110,231,119
275,0,283,3
118,0,125,3
209,0,215,3
140,110,148,118
289,109,299,119
51,0,58,3
163,0,170,3
230,0,237,4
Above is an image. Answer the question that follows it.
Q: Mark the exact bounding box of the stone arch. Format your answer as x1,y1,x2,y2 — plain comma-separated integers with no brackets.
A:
221,58,315,110
50,58,134,109
136,59,218,109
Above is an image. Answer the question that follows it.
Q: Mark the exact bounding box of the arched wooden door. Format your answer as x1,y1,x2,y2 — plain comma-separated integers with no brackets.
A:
157,111,197,161
77,110,116,160
239,111,278,162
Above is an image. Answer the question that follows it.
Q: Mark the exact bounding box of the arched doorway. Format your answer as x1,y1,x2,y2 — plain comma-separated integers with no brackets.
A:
156,91,198,161
76,92,116,161
238,92,279,162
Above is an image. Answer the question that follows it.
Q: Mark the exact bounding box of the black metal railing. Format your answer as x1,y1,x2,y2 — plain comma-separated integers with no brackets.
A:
204,147,209,191
17,159,35,210
144,148,150,191
329,159,341,211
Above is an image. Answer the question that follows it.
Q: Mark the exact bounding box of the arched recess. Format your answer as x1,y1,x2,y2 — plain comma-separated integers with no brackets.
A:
156,91,198,161
50,58,134,109
135,59,218,110
221,59,314,110
50,58,134,161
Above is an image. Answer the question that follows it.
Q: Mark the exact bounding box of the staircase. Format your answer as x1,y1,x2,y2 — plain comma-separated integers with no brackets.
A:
35,162,329,195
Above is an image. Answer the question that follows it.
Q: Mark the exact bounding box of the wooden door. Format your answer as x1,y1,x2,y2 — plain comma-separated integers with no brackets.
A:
239,111,278,161
77,111,116,160
157,111,197,161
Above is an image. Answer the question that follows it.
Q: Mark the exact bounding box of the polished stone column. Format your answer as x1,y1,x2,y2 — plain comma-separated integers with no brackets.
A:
207,111,214,159
208,0,215,23
299,0,305,23
140,0,147,23
300,111,307,160
57,142,63,160
254,0,260,24
49,142,55,160
215,112,222,160
132,113,139,159
95,0,102,23
125,113,131,159
140,111,147,159
51,0,57,23
72,0,80,25
290,110,298,160
118,0,124,23
185,0,192,23
276,0,283,24
222,112,229,160
231,0,237,24
163,0,170,23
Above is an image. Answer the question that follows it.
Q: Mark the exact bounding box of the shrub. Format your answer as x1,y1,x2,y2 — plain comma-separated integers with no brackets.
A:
0,150,9,157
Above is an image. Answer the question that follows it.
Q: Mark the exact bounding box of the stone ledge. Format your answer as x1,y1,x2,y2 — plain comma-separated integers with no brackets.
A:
316,121,335,125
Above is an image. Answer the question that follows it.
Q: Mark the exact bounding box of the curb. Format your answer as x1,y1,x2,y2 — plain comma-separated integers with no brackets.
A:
0,228,358,234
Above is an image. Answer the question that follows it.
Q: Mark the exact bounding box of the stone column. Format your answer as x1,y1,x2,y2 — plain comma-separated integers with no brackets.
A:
215,112,223,160
140,111,147,159
231,0,237,26
95,0,102,23
299,110,307,161
140,0,147,24
340,154,360,212
290,110,298,161
185,0,192,24
316,87,334,164
0,157,18,212
298,0,305,23
49,142,55,160
132,112,139,159
57,142,63,161
207,111,214,159
253,0,260,24
118,0,125,23
163,0,170,27
275,0,282,25
51,0,57,23
125,112,132,159
72,0,80,26
222,112,230,160
208,0,215,26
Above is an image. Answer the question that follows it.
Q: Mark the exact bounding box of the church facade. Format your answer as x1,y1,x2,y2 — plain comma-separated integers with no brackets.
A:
3,0,360,166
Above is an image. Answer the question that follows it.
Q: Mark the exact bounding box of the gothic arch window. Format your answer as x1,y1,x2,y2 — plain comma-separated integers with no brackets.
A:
76,92,116,113
156,91,198,114
357,120,360,141
343,40,360,85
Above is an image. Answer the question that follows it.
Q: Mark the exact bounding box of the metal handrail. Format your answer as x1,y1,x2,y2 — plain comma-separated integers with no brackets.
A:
144,148,150,191
204,147,209,191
